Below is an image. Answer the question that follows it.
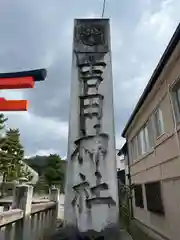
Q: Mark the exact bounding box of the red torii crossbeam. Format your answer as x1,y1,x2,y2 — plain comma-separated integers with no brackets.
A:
0,69,47,111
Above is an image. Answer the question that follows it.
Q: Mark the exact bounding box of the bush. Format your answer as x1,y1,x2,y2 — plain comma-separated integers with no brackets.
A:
118,184,131,230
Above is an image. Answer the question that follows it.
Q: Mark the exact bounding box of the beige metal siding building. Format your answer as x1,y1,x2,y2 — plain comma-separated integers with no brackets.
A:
122,23,180,240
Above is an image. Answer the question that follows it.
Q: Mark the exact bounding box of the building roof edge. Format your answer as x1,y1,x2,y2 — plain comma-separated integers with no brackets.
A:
122,23,180,138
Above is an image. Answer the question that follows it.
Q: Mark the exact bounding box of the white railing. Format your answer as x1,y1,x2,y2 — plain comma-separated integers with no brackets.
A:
0,185,60,240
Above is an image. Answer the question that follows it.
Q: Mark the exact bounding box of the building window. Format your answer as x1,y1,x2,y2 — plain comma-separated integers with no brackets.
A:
140,129,146,154
130,116,156,161
172,83,180,122
131,137,138,160
154,108,164,137
130,118,154,161
144,125,149,149
145,181,164,215
137,129,145,156
138,121,152,155
134,184,144,208
147,117,154,149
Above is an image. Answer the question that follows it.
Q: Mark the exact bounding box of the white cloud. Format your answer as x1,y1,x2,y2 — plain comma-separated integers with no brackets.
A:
116,136,126,150
0,89,24,100
112,0,180,146
0,0,180,157
32,149,58,157
4,111,68,156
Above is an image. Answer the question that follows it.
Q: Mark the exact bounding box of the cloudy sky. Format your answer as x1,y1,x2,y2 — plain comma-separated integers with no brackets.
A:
0,0,179,158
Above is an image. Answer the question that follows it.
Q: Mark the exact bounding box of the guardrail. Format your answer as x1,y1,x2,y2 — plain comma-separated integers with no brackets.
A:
0,185,60,240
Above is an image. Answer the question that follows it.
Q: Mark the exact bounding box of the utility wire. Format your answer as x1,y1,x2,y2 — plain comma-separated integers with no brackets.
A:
101,0,106,18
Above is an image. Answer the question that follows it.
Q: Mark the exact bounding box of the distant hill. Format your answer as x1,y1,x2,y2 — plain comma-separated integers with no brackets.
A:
24,155,67,175
24,155,49,167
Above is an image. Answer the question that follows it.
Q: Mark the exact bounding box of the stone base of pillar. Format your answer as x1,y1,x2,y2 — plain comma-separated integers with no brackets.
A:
51,224,122,240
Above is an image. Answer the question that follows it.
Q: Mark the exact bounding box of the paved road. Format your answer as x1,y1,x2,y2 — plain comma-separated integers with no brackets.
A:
120,229,133,240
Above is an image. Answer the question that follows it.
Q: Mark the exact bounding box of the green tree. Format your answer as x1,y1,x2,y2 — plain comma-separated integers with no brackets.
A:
0,128,26,197
0,114,8,197
24,155,48,175
3,129,24,180
0,114,8,131
26,154,67,194
44,154,65,193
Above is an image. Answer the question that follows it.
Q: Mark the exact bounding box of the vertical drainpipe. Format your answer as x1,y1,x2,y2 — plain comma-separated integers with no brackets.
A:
126,142,134,219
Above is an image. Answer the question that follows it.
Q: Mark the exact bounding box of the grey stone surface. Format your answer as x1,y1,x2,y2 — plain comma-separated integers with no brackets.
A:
50,225,133,240
12,184,33,240
64,19,119,232
12,184,33,215
119,229,133,240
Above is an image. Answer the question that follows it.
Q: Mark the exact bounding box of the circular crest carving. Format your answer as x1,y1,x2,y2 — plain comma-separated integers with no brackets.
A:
77,24,105,46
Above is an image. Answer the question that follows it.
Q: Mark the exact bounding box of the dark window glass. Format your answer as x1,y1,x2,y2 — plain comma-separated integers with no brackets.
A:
145,181,164,215
134,185,144,208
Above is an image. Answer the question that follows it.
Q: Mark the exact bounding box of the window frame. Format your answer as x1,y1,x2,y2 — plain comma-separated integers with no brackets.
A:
154,108,164,138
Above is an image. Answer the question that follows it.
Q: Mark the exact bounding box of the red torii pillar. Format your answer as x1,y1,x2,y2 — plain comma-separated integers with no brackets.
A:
0,69,47,111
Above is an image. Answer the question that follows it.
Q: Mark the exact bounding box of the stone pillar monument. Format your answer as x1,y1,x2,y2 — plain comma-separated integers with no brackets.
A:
64,19,119,232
